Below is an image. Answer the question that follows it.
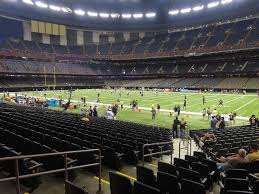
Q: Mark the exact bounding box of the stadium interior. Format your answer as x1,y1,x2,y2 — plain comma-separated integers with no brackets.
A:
0,0,259,194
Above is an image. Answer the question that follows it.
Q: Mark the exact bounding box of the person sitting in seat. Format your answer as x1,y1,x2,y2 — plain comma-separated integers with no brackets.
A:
246,144,259,161
199,133,216,147
217,149,248,171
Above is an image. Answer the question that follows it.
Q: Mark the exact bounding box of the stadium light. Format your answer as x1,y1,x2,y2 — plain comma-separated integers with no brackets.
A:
221,0,232,4
87,11,98,17
193,5,204,12
208,1,220,8
168,10,179,15
49,5,61,12
61,7,72,13
122,13,132,19
22,0,33,5
99,13,110,18
35,1,48,8
133,13,143,19
181,8,191,14
111,13,120,18
145,12,156,18
74,9,85,16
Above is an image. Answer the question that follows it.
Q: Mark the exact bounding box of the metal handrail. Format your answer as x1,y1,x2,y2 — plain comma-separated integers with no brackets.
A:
0,149,102,194
178,136,192,158
142,141,173,166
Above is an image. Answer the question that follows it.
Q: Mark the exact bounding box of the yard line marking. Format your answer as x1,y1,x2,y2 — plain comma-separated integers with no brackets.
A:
233,98,257,112
93,176,110,185
116,171,137,181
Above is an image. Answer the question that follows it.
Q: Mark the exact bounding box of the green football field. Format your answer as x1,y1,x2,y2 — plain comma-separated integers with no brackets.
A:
16,89,259,129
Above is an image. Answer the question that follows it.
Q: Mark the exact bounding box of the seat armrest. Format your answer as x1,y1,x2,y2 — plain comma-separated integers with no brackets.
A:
116,153,124,158
220,172,226,178
219,181,224,189
201,178,207,184
28,163,43,171
210,171,215,176
67,159,78,165
248,173,259,183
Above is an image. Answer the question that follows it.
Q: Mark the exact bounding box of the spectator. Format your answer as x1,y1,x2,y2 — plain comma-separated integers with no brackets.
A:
210,116,218,130
199,133,216,147
93,105,98,117
219,117,226,130
202,108,206,120
224,114,229,126
177,105,181,116
157,104,161,112
246,144,259,161
172,116,180,138
207,108,212,120
217,149,248,171
180,118,187,138
106,108,114,120
151,107,156,120
212,108,218,117
112,104,118,117
249,115,258,126
88,106,93,117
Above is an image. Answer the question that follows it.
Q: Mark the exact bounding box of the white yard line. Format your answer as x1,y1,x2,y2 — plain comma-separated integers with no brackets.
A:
233,98,257,112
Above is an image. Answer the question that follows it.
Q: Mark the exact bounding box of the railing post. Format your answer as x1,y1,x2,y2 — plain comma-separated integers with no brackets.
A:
97,150,102,194
15,159,21,194
170,141,173,164
178,140,182,158
142,145,145,167
64,153,68,181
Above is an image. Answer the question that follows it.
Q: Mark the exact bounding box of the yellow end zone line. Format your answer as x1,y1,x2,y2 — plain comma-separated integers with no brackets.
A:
94,176,110,185
116,171,137,181
148,163,158,168
94,171,138,184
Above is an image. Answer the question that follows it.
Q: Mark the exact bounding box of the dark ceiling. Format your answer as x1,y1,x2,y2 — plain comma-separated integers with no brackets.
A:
0,0,258,31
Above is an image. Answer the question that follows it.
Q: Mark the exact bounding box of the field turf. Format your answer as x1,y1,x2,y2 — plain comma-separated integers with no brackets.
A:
18,89,259,129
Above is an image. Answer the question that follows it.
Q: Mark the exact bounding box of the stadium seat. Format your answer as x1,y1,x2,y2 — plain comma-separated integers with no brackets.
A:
65,180,90,194
136,166,156,188
157,161,178,177
180,179,206,194
157,171,180,194
174,158,190,169
133,181,160,194
109,172,132,194
220,178,250,194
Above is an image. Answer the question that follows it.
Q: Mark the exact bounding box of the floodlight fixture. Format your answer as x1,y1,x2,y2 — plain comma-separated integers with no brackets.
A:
122,13,132,19
221,0,232,4
49,5,61,11
208,1,220,8
181,8,191,14
61,7,72,13
145,12,156,18
22,0,33,5
35,1,48,8
168,10,179,15
193,5,204,12
74,9,85,16
88,11,98,17
99,13,110,18
133,13,143,19
111,13,120,18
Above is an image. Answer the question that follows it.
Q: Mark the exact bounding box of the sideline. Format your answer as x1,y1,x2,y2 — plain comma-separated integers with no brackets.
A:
69,100,250,121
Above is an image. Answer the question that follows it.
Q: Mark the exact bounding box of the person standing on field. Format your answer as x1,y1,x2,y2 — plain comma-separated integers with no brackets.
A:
151,107,156,120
